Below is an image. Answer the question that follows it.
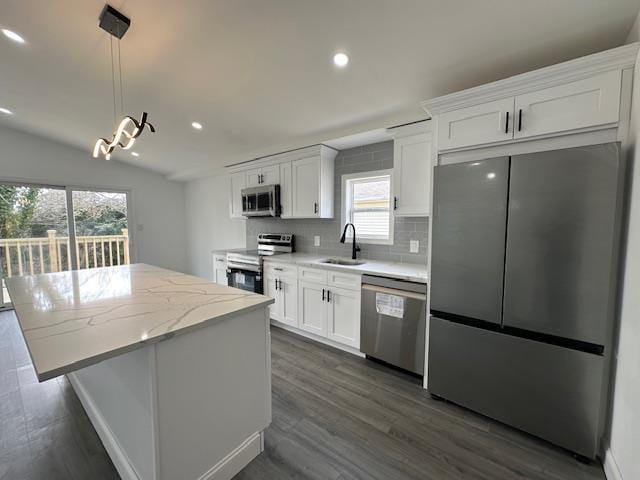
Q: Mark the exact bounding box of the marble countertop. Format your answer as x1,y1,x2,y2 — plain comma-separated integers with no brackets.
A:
6,264,273,382
264,253,428,284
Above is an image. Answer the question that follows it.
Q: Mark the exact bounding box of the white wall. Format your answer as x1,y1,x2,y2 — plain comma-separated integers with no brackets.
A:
0,125,187,272
184,173,245,279
606,21,640,480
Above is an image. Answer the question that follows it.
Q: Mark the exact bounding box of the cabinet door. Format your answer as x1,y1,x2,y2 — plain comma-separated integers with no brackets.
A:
513,70,621,140
264,273,281,322
245,168,262,187
393,133,432,216
213,255,228,285
291,156,320,217
214,266,228,286
279,276,298,328
298,281,327,336
229,172,246,218
437,98,515,150
279,162,293,218
327,287,361,348
260,165,280,185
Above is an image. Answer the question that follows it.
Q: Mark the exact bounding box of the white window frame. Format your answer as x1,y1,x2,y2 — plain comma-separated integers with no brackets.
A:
341,169,394,245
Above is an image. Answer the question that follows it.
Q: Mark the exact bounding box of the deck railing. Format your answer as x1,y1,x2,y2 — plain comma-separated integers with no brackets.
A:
0,229,130,277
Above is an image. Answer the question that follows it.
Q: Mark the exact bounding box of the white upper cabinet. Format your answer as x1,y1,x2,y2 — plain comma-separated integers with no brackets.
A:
227,145,336,219
229,171,246,218
513,70,621,140
279,162,293,218
422,44,637,154
436,98,515,151
390,122,433,217
246,165,280,187
291,148,335,218
291,156,321,217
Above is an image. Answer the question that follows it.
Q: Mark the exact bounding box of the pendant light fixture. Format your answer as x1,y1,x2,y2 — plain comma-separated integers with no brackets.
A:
93,5,155,160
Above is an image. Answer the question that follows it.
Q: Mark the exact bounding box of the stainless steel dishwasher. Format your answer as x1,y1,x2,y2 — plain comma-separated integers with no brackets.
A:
360,275,427,375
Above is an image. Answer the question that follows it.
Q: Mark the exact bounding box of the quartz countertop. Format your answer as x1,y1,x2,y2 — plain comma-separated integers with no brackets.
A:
6,264,273,381
264,253,428,283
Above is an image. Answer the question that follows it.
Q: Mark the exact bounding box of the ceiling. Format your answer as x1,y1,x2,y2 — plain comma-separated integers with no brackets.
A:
1,0,638,180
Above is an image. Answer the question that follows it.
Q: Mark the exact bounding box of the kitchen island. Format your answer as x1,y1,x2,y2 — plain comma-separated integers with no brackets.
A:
6,263,274,480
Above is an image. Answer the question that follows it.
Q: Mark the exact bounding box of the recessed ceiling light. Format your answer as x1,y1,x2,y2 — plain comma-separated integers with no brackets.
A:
191,121,203,130
2,29,26,44
0,107,13,115
131,151,140,157
333,52,349,68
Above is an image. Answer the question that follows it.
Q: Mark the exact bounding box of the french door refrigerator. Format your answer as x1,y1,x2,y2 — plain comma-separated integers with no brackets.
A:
428,143,623,459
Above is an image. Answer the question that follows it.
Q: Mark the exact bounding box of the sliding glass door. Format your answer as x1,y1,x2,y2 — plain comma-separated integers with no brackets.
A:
0,182,130,309
71,189,130,269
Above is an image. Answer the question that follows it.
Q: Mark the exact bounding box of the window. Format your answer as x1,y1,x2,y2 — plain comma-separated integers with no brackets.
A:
341,170,394,244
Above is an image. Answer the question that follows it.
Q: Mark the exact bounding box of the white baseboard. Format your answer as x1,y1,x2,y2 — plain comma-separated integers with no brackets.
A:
271,320,365,357
68,372,141,480
198,431,263,480
604,449,624,480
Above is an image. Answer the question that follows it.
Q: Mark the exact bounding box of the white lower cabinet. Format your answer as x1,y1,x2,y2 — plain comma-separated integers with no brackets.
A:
265,268,299,328
327,286,361,348
297,268,361,349
298,280,328,336
265,263,361,350
213,254,228,285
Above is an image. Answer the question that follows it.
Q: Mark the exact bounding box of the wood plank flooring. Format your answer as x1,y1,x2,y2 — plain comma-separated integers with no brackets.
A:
0,309,605,479
0,310,119,479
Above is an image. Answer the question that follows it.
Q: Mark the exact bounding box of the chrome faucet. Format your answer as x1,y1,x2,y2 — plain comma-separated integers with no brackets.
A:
340,223,361,260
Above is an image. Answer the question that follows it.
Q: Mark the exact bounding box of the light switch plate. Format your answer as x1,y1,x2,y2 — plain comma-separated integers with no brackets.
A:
410,240,419,253
314,235,320,247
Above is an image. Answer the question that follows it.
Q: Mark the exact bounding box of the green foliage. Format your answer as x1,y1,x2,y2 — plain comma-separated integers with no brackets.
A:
0,187,127,239
74,207,127,236
0,186,39,238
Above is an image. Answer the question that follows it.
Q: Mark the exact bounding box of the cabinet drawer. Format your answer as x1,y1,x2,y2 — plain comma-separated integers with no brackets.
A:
298,266,327,284
265,262,297,278
213,254,227,264
327,271,361,291
513,70,621,140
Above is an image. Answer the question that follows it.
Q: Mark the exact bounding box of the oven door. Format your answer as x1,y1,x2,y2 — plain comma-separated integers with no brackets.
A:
227,268,263,294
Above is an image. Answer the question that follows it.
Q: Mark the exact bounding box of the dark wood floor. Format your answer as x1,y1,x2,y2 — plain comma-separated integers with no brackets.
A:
0,310,605,480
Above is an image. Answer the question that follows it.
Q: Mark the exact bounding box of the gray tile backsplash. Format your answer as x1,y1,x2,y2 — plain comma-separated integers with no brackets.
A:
246,141,428,264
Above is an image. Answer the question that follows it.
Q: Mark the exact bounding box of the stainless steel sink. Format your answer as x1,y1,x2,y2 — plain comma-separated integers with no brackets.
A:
319,258,366,266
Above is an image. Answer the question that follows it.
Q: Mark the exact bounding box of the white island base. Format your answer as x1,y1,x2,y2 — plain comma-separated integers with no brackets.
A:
68,307,271,480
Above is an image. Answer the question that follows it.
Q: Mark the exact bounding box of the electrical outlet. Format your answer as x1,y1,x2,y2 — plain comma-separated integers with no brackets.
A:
410,240,419,253
314,235,320,247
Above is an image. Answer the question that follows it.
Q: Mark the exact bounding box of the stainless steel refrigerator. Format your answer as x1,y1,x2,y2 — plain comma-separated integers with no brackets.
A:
428,143,624,459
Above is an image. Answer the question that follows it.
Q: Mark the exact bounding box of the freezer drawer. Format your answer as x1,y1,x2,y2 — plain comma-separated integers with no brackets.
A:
428,317,604,458
430,157,509,324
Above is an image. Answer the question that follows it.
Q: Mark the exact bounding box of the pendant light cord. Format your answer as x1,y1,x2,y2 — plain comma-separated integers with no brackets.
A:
110,35,116,123
118,37,124,116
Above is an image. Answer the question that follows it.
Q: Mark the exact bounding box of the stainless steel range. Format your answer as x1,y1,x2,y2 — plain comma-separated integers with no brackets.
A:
226,234,293,294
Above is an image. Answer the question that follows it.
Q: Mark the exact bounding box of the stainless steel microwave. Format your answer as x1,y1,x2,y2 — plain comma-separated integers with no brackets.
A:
241,184,280,217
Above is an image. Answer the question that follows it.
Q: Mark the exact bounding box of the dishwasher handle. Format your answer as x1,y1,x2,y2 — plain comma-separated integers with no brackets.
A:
361,283,427,301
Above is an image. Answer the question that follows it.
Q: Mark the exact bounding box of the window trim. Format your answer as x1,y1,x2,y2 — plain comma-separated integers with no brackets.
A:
340,169,394,245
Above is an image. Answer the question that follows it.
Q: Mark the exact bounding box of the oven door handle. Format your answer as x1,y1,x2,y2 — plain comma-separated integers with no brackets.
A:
227,263,262,273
